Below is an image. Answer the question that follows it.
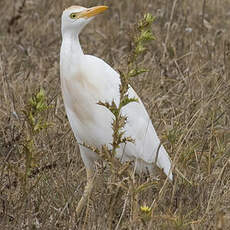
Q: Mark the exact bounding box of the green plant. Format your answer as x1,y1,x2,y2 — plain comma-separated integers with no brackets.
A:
83,13,157,227
21,88,51,188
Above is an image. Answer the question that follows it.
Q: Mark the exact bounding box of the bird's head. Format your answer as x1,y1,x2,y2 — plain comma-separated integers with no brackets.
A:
61,5,108,35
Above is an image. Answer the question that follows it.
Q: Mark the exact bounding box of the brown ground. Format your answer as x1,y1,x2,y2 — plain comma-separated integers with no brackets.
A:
0,0,230,229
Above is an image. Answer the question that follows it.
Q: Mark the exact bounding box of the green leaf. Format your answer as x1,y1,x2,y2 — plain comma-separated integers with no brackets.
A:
144,13,155,24
128,68,148,78
136,43,146,54
36,88,45,101
120,96,138,108
140,30,155,42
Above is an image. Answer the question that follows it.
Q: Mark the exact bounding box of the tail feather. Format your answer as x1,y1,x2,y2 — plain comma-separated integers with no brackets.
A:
156,145,173,180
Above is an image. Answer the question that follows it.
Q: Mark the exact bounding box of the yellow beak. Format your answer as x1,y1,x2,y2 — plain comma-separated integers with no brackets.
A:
78,6,108,19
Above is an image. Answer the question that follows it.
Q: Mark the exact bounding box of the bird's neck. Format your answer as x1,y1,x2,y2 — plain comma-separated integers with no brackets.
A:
60,32,84,76
61,31,83,54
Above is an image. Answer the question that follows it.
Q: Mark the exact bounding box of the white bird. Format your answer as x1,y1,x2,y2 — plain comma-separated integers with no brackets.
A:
60,5,172,215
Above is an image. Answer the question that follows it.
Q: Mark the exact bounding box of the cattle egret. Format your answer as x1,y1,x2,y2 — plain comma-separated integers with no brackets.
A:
60,5,172,215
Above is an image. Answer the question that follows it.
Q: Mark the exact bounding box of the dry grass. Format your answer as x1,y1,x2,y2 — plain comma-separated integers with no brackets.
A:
0,0,230,229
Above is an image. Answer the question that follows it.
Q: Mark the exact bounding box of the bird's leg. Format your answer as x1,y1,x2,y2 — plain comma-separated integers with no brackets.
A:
75,168,95,216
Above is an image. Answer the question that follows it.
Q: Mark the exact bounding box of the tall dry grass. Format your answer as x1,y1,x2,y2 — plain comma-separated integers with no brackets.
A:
0,0,230,229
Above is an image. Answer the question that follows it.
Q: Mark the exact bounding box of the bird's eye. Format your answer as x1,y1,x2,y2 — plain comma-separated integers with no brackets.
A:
70,13,77,19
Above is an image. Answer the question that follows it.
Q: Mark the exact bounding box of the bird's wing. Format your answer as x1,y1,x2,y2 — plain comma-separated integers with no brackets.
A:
121,87,172,178
81,55,172,178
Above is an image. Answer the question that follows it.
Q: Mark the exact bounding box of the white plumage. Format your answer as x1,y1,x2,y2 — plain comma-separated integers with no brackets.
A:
60,5,172,214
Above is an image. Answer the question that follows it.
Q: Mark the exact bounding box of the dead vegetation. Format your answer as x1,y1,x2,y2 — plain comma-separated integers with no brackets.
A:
0,0,230,229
